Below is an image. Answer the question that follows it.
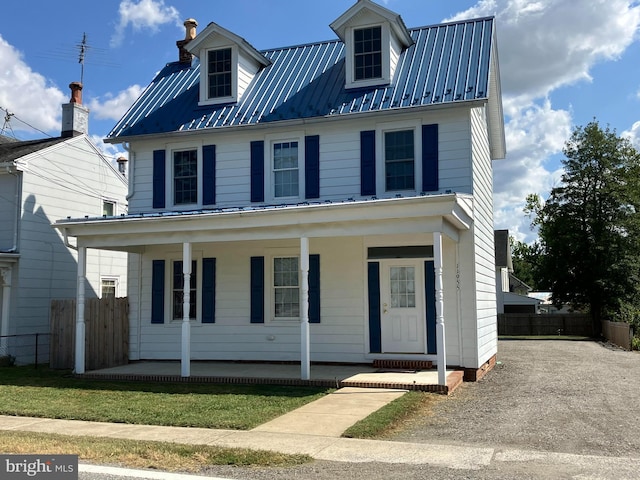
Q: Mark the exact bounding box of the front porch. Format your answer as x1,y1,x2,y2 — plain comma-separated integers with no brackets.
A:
76,360,465,394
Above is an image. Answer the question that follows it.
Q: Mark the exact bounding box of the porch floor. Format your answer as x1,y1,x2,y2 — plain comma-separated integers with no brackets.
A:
78,361,464,394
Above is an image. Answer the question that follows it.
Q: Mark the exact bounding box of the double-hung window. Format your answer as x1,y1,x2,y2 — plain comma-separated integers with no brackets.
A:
101,277,118,298
207,48,232,99
384,130,415,191
354,26,382,81
173,149,198,205
273,141,299,198
172,260,197,320
273,257,299,319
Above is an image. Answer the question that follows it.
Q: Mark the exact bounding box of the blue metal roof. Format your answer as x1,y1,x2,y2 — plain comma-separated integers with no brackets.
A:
108,17,495,140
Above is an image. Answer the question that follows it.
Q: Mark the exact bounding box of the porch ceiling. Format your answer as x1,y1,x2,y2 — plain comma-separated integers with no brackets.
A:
54,194,473,251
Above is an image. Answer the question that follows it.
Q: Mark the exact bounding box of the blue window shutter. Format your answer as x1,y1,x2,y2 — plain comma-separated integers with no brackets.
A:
250,256,265,323
309,254,320,323
203,145,216,206
151,260,165,324
305,135,320,199
368,262,381,353
422,124,439,192
250,141,264,202
360,130,376,196
152,150,166,209
425,260,437,354
202,258,216,323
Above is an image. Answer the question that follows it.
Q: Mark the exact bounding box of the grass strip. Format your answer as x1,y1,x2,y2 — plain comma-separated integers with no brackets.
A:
0,366,329,429
0,431,311,472
342,391,443,439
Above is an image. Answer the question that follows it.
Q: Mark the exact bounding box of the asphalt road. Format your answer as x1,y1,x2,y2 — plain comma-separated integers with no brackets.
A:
79,339,640,480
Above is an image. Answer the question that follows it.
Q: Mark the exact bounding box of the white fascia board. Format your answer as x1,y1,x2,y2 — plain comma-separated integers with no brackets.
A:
55,194,474,249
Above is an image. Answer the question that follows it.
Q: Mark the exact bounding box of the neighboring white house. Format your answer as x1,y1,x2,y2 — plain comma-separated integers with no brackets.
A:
494,229,541,314
55,0,506,383
0,83,129,364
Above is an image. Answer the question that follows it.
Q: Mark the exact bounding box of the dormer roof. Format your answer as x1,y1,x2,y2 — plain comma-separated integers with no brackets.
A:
330,0,413,49
185,21,271,68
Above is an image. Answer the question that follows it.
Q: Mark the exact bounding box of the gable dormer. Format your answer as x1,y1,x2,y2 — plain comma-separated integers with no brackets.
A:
330,0,414,90
186,22,271,106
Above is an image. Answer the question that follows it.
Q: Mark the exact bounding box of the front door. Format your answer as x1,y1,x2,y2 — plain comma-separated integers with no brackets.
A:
380,259,425,353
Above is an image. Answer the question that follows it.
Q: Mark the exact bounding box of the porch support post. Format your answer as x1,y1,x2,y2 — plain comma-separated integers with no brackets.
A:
75,246,87,374
300,236,310,380
0,268,12,354
181,242,192,378
433,232,447,386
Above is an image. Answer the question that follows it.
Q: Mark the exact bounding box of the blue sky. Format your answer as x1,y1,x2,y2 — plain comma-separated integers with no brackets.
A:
1,0,639,242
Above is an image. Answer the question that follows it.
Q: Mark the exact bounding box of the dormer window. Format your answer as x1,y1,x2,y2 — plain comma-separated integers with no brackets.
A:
330,0,414,90
354,26,382,81
207,48,232,99
185,21,271,107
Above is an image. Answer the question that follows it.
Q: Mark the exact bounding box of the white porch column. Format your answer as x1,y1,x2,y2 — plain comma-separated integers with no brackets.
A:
181,242,192,378
300,236,310,380
0,267,12,355
75,246,87,374
433,232,447,386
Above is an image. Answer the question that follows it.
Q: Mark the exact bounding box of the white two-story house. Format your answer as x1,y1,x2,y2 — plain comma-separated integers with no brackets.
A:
55,0,505,384
0,83,129,364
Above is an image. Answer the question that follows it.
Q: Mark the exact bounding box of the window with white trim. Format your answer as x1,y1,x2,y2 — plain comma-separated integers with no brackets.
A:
384,129,415,191
101,277,118,298
102,200,115,217
172,260,197,320
173,149,198,205
273,257,299,319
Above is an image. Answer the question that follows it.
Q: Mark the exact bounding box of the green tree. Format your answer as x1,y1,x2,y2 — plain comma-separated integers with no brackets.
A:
510,237,545,291
527,121,640,333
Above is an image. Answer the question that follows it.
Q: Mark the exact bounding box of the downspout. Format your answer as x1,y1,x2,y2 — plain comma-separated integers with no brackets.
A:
123,143,135,201
62,228,78,251
5,166,21,253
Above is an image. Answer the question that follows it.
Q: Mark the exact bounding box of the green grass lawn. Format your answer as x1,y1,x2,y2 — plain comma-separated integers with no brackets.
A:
0,366,329,429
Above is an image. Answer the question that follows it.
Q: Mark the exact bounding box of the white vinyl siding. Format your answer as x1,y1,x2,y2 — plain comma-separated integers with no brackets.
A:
470,106,497,367
127,109,474,213
6,136,129,364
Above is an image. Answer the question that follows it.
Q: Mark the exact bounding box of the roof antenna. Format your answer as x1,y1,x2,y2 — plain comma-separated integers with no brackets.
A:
77,33,88,84
1,108,16,138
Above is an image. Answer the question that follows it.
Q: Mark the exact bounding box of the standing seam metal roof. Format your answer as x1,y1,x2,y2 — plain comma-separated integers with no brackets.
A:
108,17,495,139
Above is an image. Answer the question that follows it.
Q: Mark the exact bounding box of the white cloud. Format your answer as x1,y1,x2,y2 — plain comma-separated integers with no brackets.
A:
622,121,640,149
0,35,66,136
88,85,144,121
111,0,181,48
493,100,571,242
448,0,640,107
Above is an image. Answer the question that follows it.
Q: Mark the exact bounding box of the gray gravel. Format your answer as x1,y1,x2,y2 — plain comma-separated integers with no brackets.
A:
392,339,640,457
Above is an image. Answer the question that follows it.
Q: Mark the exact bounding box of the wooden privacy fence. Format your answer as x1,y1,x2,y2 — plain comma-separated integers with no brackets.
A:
602,320,634,351
50,297,129,370
498,313,594,337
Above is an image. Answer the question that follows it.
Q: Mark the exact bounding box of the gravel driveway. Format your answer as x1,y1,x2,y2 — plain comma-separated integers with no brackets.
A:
392,339,640,457
193,339,640,479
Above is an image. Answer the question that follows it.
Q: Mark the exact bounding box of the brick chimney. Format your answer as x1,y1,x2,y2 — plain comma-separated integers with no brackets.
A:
61,82,89,137
177,18,198,64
